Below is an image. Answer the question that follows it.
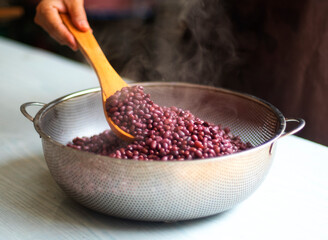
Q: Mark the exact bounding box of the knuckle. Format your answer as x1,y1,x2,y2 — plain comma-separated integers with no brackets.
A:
35,1,47,14
66,0,84,14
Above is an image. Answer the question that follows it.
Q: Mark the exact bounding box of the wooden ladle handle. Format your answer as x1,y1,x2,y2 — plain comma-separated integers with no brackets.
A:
60,13,134,141
60,13,128,98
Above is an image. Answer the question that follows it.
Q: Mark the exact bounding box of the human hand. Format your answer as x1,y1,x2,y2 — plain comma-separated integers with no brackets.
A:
34,0,90,51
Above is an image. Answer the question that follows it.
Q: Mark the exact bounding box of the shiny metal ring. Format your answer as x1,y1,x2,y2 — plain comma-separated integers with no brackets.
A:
20,102,45,122
280,118,306,138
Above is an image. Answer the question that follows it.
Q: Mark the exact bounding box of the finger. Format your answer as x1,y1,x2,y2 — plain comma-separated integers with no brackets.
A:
65,0,90,31
35,4,78,50
48,12,79,50
50,23,79,51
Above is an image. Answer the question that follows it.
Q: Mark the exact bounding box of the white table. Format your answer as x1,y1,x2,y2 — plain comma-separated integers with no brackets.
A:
0,36,327,240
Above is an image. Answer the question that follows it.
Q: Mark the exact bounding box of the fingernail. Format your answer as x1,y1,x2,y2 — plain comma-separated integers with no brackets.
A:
70,42,78,51
79,20,90,30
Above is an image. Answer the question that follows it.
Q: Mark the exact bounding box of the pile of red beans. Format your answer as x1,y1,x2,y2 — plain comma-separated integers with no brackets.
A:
67,86,252,160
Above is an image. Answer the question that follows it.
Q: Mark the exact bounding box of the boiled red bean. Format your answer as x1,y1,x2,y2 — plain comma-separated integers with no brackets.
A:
68,86,252,160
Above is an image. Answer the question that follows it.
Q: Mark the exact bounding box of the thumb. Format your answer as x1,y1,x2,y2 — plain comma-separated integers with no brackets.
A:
66,0,90,31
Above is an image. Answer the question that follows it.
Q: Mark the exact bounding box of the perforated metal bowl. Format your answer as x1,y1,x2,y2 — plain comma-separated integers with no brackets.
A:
21,82,304,222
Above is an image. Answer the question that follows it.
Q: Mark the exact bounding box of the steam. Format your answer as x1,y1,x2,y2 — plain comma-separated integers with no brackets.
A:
95,0,238,86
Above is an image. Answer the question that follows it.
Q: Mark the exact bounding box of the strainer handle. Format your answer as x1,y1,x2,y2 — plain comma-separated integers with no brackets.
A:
20,102,46,122
280,118,306,138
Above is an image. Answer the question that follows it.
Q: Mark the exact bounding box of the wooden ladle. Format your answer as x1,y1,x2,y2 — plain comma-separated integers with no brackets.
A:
60,13,134,141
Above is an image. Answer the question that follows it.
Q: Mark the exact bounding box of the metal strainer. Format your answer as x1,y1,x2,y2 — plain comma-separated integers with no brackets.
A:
21,82,305,221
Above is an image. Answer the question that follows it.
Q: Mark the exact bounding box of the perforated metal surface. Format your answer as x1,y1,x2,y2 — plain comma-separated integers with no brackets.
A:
34,82,286,221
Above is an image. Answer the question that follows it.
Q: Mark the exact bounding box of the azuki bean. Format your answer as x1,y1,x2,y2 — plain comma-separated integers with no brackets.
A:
68,86,252,160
